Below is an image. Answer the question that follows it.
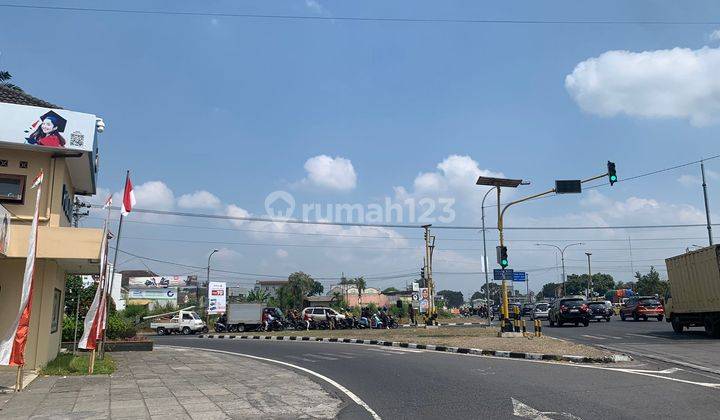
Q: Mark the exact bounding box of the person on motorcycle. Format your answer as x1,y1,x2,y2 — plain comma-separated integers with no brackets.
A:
325,310,335,330
216,312,228,332
263,309,274,332
303,310,312,331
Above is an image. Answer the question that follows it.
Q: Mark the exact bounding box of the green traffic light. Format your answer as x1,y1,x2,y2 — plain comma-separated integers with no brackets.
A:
610,175,617,181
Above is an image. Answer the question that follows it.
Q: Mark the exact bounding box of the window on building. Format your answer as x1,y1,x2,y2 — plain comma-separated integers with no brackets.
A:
51,288,61,334
0,174,26,204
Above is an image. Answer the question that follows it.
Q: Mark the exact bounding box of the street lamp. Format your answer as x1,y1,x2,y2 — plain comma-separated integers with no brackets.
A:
535,243,584,297
585,252,592,299
206,249,220,309
476,176,528,330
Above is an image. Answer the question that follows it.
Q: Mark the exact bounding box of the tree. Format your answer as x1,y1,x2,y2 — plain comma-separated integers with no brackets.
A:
0,70,22,92
539,282,559,299
355,277,366,306
437,290,464,308
565,273,615,297
246,289,270,303
470,291,483,301
480,282,502,305
635,267,668,296
382,287,400,294
275,272,321,310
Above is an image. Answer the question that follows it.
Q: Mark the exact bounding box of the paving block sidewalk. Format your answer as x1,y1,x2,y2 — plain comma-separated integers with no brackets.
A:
0,347,344,419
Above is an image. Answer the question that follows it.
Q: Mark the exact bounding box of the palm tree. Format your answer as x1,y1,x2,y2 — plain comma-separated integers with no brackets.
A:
0,70,22,92
247,289,270,303
355,277,366,307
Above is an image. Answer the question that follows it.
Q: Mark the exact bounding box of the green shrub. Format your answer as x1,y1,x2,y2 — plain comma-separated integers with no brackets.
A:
106,313,136,340
62,314,83,342
121,304,149,320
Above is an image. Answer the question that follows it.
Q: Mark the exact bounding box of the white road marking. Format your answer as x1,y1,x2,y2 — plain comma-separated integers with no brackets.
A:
511,398,582,419
580,335,607,340
626,333,659,339
158,345,382,420
285,355,316,363
305,354,339,361
321,353,355,359
366,347,422,355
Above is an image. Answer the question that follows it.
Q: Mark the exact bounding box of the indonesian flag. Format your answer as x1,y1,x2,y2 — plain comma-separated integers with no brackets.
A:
121,175,135,216
80,216,110,350
0,171,43,366
103,195,112,209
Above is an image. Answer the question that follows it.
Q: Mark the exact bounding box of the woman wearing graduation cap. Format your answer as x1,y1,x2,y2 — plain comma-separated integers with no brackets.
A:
26,110,67,148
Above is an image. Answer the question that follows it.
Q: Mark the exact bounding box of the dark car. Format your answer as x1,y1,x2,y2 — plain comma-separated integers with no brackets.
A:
620,296,664,321
521,303,535,317
587,301,613,322
548,296,590,327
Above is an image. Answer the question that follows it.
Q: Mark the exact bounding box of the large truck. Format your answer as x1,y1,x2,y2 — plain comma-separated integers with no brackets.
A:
227,303,265,332
665,245,720,337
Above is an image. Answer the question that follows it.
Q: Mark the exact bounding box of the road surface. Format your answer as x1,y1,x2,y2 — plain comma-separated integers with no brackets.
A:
540,316,720,374
154,335,720,419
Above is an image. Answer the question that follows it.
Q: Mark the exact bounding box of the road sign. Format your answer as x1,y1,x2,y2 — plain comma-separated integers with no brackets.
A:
555,180,582,194
513,272,527,282
412,292,419,301
493,269,514,280
412,282,419,292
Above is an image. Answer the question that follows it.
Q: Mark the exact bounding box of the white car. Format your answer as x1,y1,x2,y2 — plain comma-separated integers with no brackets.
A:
531,302,550,320
302,307,346,322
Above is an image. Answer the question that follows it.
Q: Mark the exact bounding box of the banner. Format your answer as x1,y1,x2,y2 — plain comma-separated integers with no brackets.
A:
128,275,197,288
419,288,430,314
0,204,9,256
128,288,177,301
0,103,96,152
207,282,226,314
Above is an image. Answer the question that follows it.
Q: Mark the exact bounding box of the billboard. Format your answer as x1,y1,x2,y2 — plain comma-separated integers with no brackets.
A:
128,275,197,288
0,102,96,152
207,282,226,314
128,288,178,301
419,288,430,314
0,204,9,256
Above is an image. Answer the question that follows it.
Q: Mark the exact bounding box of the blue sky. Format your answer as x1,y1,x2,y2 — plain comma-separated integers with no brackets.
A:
3,1,720,298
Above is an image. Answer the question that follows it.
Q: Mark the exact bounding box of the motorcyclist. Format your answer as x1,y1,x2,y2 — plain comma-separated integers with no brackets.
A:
263,309,275,332
303,310,313,331
216,312,228,332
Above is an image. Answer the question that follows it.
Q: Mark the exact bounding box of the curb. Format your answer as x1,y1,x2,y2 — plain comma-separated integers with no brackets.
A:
197,334,627,364
400,322,494,328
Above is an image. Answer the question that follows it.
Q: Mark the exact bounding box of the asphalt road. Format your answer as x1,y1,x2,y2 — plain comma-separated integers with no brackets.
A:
538,315,720,374
154,335,720,419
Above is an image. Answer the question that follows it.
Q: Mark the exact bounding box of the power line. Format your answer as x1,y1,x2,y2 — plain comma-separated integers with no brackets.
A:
3,4,720,26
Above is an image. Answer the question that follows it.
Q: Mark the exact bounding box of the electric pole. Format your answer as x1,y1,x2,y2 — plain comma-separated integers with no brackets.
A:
701,161,713,246
71,198,91,227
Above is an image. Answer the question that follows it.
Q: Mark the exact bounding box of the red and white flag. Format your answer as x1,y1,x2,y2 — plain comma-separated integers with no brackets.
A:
0,171,43,366
79,227,109,350
121,175,136,216
103,195,112,209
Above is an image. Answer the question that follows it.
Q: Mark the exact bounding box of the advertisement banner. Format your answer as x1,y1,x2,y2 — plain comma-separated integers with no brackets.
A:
207,282,226,314
0,204,9,256
128,276,197,288
128,288,177,301
419,288,430,314
0,103,96,152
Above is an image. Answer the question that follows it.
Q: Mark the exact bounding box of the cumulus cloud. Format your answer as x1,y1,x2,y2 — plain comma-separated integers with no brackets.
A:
301,155,357,191
178,190,222,210
711,29,720,42
565,46,720,126
226,204,251,227
305,0,324,13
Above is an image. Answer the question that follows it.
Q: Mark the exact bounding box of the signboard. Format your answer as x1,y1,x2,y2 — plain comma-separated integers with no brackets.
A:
418,288,430,314
128,288,177,301
411,292,419,301
128,276,197,288
493,269,514,281
412,282,419,292
0,103,96,152
207,281,227,314
513,272,527,282
555,180,582,194
0,204,9,256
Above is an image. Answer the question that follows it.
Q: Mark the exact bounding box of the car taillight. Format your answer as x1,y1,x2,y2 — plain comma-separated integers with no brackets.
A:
561,305,568,312
580,304,589,312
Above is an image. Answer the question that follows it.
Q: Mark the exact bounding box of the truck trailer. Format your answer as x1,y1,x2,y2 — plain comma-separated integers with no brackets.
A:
665,245,720,337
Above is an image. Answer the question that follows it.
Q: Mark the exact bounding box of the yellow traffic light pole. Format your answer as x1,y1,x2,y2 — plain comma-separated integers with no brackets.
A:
496,172,609,329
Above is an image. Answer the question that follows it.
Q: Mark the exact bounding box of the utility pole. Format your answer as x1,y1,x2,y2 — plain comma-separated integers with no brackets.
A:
422,225,435,319
480,186,496,323
701,161,713,246
536,243,583,297
585,252,592,299
71,198,91,227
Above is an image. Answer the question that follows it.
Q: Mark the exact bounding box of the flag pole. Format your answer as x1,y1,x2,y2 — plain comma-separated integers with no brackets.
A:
89,349,96,374
98,202,112,360
104,170,129,357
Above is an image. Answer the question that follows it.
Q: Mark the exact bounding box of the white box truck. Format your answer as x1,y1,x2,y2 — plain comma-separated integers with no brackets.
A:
227,303,264,332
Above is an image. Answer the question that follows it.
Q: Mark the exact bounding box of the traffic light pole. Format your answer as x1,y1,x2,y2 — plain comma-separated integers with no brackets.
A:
497,171,609,326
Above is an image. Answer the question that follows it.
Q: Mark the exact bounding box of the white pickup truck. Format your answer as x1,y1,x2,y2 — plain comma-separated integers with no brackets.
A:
150,310,208,335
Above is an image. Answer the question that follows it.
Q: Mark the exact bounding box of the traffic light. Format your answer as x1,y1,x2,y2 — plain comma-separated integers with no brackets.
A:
420,267,426,279
607,161,617,186
496,245,509,268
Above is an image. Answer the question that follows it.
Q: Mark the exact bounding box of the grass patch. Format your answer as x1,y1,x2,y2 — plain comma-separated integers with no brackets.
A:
41,353,116,375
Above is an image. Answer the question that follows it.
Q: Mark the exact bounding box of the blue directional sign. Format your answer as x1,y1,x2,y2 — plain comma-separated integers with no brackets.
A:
513,272,527,282
493,269,514,281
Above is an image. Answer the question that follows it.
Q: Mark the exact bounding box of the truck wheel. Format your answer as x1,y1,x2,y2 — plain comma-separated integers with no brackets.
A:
182,326,192,335
156,327,166,336
237,324,245,332
671,316,684,333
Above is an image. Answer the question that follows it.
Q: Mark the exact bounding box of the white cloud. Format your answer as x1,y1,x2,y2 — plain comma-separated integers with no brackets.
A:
576,190,706,225
301,155,357,191
710,29,720,42
566,46,720,126
178,190,222,210
276,249,289,258
305,0,324,13
677,169,718,187
130,181,175,210
226,204,251,227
